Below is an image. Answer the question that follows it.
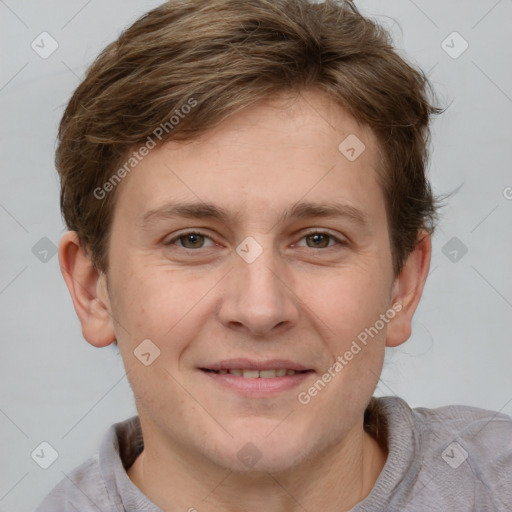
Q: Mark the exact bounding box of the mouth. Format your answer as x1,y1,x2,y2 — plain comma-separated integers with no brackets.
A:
201,368,311,378
199,359,315,395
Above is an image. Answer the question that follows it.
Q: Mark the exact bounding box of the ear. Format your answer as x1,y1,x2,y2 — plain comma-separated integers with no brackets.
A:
386,231,432,348
58,231,116,347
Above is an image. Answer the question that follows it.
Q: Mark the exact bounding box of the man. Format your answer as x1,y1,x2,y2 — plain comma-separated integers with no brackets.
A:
36,0,512,510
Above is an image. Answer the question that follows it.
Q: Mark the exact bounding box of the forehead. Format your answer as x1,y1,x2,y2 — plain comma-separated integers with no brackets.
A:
112,89,385,229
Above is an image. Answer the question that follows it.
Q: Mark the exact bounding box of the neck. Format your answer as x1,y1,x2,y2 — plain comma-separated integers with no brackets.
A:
127,419,387,512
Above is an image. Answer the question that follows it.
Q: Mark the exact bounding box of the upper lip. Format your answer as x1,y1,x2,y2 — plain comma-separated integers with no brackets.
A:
201,359,312,372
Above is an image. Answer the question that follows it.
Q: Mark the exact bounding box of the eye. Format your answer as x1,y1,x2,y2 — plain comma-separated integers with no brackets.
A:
164,231,215,249
295,230,345,249
164,230,346,251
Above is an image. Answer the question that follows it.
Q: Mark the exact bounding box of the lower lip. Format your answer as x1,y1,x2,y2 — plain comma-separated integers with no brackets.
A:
201,370,314,396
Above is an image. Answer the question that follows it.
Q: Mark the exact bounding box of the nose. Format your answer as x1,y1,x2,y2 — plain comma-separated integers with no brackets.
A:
217,242,300,338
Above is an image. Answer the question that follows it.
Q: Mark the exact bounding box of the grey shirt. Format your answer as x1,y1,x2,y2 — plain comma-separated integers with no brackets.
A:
34,396,512,511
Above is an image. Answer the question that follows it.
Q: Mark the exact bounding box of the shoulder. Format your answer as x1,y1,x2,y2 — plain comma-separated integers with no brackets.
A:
414,400,512,479
34,454,110,512
366,396,512,511
410,399,512,467
371,394,512,453
418,400,512,510
34,416,142,512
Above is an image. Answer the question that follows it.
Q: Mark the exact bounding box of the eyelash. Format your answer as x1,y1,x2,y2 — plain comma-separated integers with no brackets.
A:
164,229,346,250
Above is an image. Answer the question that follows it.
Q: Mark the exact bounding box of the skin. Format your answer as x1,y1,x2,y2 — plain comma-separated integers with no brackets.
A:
59,89,431,512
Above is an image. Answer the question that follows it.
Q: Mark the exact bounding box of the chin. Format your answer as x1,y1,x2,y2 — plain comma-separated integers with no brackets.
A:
211,430,315,475
225,451,307,476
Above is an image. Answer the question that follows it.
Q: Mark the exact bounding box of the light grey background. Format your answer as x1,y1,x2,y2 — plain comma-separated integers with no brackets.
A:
1,0,511,510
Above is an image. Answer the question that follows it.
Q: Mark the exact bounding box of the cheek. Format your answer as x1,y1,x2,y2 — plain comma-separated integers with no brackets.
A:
109,262,224,379
109,266,203,410
305,268,391,352
311,271,391,404
111,262,198,334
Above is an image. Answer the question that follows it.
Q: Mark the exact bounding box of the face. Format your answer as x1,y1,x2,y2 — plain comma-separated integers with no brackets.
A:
98,89,402,472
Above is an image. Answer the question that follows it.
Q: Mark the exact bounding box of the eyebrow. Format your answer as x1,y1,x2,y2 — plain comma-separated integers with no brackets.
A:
138,200,369,229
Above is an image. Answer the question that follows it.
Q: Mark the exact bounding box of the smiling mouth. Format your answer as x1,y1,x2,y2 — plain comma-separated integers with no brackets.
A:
201,368,313,378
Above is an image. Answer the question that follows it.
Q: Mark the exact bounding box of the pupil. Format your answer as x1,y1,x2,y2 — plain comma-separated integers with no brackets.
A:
184,234,203,248
308,233,328,248
181,234,329,249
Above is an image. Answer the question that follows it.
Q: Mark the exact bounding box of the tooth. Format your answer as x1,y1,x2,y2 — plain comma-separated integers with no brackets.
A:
224,368,299,378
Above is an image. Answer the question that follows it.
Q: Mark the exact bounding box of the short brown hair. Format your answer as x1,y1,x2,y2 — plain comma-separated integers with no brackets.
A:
56,0,443,276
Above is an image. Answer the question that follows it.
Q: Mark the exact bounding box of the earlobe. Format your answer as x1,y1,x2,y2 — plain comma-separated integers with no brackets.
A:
58,231,116,347
385,231,432,348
